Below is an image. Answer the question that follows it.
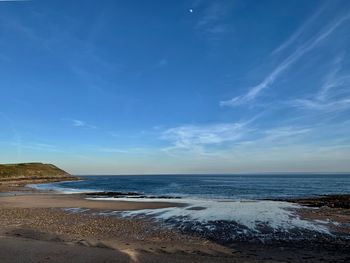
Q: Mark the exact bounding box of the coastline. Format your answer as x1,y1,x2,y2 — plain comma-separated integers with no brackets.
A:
0,184,235,263
1,182,350,262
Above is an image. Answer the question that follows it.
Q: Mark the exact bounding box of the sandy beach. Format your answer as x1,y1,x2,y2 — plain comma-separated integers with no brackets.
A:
0,185,237,263
0,183,349,263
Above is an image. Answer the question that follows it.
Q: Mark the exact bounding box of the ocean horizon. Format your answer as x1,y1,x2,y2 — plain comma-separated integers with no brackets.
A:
32,173,350,199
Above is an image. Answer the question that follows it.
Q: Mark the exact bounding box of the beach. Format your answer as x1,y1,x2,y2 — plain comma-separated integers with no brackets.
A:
1,181,350,263
0,186,236,263
2,0,350,261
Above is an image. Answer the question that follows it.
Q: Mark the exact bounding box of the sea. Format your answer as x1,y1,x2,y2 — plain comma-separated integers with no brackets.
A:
30,174,350,243
31,174,350,199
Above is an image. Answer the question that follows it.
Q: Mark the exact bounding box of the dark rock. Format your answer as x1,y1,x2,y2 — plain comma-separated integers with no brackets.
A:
85,191,181,199
273,195,350,209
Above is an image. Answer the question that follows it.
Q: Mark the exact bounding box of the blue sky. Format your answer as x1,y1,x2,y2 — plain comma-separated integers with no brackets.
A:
1,0,350,174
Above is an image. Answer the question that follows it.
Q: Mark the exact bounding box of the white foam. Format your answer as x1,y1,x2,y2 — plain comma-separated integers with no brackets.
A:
89,197,330,234
86,197,185,202
27,183,98,194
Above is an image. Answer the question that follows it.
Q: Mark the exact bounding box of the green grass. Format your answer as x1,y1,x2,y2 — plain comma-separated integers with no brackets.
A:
0,163,71,180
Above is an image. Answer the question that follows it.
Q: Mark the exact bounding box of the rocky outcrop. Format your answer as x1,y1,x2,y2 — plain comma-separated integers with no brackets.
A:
85,191,181,199
276,195,350,209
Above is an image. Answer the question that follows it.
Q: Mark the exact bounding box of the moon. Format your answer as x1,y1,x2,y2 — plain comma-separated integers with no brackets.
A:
189,9,193,13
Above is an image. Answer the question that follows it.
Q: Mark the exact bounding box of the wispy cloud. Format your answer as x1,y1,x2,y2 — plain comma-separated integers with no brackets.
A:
160,113,268,155
194,0,233,37
291,57,350,112
220,12,350,107
64,119,97,129
196,1,228,27
98,148,128,153
160,120,315,162
224,126,311,149
161,120,253,156
98,147,155,156
270,4,325,55
261,127,311,142
292,98,350,111
163,123,245,146
3,141,61,152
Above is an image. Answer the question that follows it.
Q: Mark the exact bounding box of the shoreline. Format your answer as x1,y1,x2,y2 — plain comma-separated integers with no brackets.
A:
1,183,350,262
0,184,236,263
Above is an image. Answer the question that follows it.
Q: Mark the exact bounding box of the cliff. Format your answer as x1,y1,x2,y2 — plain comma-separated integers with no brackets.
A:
0,163,77,184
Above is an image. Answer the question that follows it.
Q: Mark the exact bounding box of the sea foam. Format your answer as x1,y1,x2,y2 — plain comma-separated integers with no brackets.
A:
89,197,331,238
27,183,98,194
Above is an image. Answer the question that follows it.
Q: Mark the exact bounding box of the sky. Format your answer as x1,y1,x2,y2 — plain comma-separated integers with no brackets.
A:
1,0,350,174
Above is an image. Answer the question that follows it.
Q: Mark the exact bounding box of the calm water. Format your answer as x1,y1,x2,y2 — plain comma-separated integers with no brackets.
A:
36,174,350,200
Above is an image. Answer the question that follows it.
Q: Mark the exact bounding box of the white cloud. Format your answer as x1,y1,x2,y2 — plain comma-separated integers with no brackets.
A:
220,12,350,107
157,122,350,173
161,120,256,156
292,98,350,112
72,119,85,127
291,58,350,112
263,127,311,140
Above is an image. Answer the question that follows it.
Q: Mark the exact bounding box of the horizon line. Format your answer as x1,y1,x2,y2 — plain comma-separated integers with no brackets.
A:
74,172,350,176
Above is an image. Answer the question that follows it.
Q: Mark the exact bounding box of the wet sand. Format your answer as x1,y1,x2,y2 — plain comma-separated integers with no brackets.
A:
0,193,185,210
1,185,350,262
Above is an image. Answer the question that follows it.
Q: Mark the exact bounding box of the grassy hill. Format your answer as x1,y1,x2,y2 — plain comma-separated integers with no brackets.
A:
0,163,77,183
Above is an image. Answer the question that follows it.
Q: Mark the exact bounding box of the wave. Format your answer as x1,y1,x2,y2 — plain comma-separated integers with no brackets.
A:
27,183,99,194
